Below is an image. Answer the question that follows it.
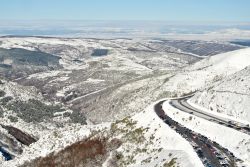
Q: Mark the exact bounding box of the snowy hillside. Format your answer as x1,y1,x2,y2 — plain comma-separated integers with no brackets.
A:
190,65,250,122
4,102,203,167
1,36,249,167
0,79,42,101
0,37,200,123
161,48,250,96
0,79,87,165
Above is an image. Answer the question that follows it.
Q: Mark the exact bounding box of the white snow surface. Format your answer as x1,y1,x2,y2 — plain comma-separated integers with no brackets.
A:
1,37,250,166
162,48,250,95
163,100,250,166
1,100,204,167
190,65,250,122
27,70,68,79
188,99,250,126
1,123,109,167
116,100,203,167
0,80,42,101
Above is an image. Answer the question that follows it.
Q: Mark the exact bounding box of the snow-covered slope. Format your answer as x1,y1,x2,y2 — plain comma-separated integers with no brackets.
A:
163,101,250,166
190,65,250,122
162,48,250,96
0,79,88,165
1,37,249,166
0,79,42,101
5,101,203,167
0,37,200,123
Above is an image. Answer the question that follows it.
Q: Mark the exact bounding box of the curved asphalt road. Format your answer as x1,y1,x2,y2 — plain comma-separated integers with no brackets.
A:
169,96,250,135
155,100,242,167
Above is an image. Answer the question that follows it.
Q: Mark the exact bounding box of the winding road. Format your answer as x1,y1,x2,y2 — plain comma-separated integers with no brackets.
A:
154,100,242,167
169,96,250,135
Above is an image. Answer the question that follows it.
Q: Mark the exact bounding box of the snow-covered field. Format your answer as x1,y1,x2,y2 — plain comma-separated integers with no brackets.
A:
1,37,250,166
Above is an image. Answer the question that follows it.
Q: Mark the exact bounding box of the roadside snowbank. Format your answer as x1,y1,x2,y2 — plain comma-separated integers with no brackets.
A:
122,100,204,167
163,100,250,166
190,66,250,123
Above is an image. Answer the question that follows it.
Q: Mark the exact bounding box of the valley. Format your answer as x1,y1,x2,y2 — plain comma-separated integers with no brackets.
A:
0,37,250,167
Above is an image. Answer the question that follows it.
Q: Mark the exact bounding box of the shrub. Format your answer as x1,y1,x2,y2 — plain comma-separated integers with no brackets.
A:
115,152,124,160
8,115,18,122
0,90,6,97
0,96,13,105
0,107,4,117
6,99,65,123
163,158,177,167
63,112,71,117
70,110,87,125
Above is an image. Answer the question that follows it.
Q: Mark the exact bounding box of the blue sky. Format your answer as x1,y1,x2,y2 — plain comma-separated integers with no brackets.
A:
0,0,250,22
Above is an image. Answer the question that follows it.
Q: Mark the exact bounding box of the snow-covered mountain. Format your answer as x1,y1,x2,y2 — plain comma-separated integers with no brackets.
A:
1,37,250,167
1,37,243,123
3,102,204,167
0,37,201,123
161,48,250,96
0,78,87,164
190,65,250,122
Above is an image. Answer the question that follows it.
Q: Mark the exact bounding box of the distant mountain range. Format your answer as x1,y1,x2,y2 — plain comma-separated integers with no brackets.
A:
1,21,250,40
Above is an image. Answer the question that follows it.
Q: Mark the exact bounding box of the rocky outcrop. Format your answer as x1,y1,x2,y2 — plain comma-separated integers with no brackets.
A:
0,124,37,146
